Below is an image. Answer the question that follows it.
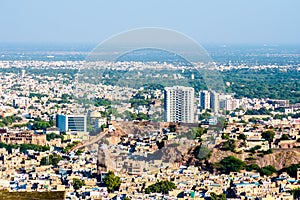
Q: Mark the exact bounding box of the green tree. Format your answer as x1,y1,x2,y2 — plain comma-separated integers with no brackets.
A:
46,133,63,141
199,111,211,120
1,143,49,153
194,127,207,138
280,134,290,140
75,149,84,156
260,165,277,176
219,156,246,174
221,133,229,140
249,145,261,154
237,133,247,141
291,187,300,200
31,120,51,130
221,139,236,152
210,192,226,200
246,164,260,171
94,98,111,107
19,143,50,153
1,115,22,126
103,171,121,192
145,180,176,194
40,154,62,166
285,164,300,178
73,178,85,190
61,141,80,153
261,130,275,148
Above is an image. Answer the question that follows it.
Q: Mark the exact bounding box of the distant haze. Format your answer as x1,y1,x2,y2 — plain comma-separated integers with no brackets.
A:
1,0,300,44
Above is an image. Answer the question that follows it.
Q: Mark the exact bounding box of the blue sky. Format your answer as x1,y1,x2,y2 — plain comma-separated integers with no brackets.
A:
1,0,300,44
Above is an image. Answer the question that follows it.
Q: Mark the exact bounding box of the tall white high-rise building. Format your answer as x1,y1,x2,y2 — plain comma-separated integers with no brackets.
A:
199,90,211,110
210,91,220,112
164,86,194,123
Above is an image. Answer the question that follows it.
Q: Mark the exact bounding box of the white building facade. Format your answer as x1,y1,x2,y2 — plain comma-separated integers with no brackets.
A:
164,86,194,123
199,90,211,110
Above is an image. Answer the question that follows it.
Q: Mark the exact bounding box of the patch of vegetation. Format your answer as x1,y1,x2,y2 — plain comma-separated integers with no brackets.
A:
237,133,247,141
199,111,211,120
221,133,229,140
40,154,62,166
246,164,260,171
103,171,121,193
129,98,152,109
46,133,63,141
220,139,236,152
280,134,290,140
29,93,48,99
62,141,80,153
260,165,277,176
0,142,50,153
258,149,273,157
209,192,226,200
193,145,212,160
221,69,300,104
123,110,149,121
31,119,52,130
75,149,84,156
0,115,22,126
218,156,246,174
145,180,176,194
283,163,300,178
94,98,111,107
290,187,300,199
245,108,271,115
249,145,261,154
261,130,275,148
72,178,85,191
245,156,256,161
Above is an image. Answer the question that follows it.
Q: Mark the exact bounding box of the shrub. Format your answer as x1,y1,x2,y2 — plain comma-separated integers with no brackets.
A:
219,156,246,174
145,180,176,194
260,165,277,176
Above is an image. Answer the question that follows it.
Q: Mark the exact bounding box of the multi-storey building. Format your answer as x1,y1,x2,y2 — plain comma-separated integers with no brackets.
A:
0,130,46,146
199,90,211,110
164,86,194,123
210,91,220,112
13,97,30,109
56,114,87,132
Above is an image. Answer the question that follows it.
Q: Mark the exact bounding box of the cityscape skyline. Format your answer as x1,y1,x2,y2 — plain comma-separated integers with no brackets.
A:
1,1,300,199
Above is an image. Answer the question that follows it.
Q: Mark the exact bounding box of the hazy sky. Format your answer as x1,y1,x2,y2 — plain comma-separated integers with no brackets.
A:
1,0,300,44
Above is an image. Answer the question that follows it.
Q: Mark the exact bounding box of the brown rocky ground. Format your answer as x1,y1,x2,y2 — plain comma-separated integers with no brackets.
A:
93,121,300,171
255,149,300,169
208,147,300,171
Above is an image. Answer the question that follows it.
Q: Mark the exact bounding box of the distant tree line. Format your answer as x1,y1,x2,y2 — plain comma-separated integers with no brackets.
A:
0,142,50,153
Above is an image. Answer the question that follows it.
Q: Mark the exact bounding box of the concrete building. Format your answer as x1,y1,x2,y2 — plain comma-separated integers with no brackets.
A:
164,86,194,123
210,91,220,112
266,99,289,108
56,114,87,132
199,90,211,110
13,97,30,109
0,131,46,146
224,97,240,111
